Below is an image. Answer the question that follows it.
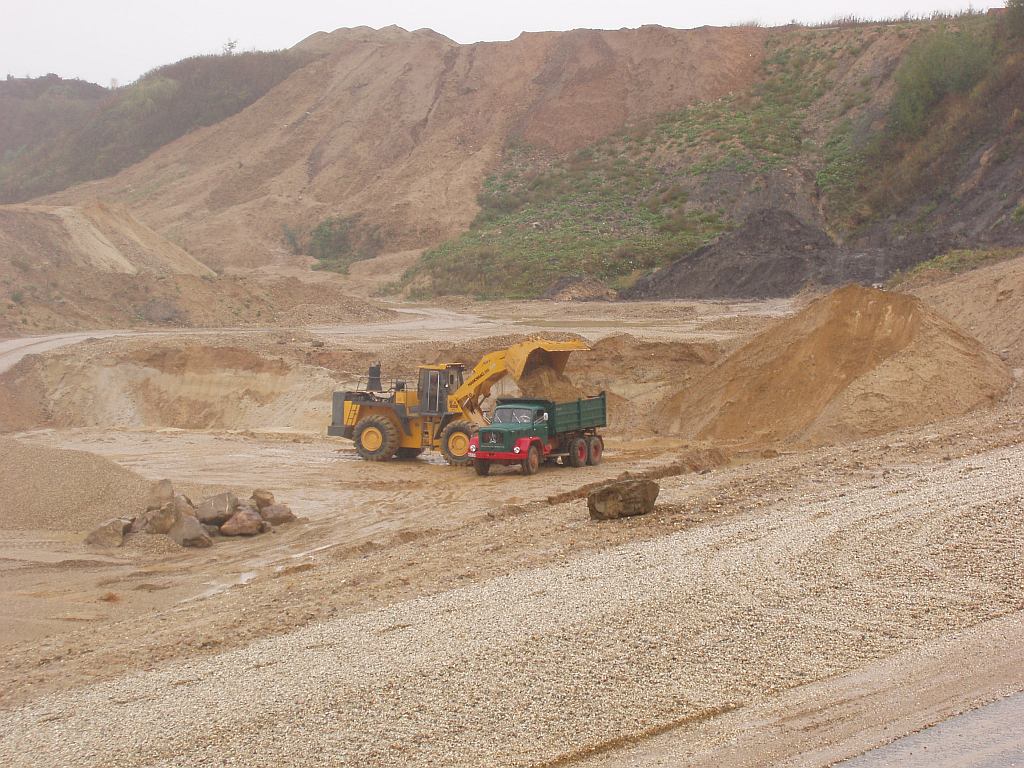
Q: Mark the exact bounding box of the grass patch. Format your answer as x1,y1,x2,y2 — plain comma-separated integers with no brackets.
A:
396,34,840,299
288,215,383,274
887,246,1022,287
889,24,995,138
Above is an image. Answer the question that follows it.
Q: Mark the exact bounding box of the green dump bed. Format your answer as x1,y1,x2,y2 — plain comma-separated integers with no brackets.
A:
551,392,607,434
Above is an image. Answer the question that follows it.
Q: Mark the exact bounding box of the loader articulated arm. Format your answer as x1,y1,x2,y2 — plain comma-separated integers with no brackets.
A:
449,339,590,425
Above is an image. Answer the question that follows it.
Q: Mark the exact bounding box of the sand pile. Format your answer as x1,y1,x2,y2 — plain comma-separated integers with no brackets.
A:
913,253,1024,367
0,341,342,433
563,334,720,433
517,365,586,402
0,438,150,532
654,285,1011,446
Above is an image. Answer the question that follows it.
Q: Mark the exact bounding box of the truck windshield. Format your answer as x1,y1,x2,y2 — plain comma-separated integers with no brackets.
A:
493,407,539,424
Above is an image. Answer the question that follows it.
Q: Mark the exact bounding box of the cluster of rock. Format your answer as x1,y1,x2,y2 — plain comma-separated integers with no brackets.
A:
588,479,660,520
85,480,297,549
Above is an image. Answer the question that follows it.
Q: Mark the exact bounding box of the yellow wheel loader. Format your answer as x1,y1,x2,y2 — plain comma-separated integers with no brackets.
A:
328,339,589,465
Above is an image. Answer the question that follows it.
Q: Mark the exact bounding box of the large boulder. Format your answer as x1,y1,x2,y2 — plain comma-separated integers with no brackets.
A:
588,479,660,521
195,492,238,526
250,489,276,510
132,502,178,534
173,495,195,518
220,506,263,536
145,479,175,511
260,503,296,525
168,513,213,548
84,517,133,547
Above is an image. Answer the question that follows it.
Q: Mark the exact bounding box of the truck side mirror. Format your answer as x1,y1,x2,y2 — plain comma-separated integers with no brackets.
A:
542,412,549,421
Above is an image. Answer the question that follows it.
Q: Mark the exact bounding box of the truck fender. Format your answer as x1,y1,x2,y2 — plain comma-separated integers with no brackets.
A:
512,436,540,456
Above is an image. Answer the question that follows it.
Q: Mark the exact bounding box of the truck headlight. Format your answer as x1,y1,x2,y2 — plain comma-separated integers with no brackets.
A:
469,444,476,452
513,446,521,454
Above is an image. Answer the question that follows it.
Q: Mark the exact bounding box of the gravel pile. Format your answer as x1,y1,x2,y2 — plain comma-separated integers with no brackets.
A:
0,437,149,532
1,445,1021,766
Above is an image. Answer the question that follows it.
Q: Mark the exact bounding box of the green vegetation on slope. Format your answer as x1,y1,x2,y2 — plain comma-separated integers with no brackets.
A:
394,32,838,299
825,16,1013,231
889,24,995,138
887,246,1023,288
283,215,384,274
0,50,316,202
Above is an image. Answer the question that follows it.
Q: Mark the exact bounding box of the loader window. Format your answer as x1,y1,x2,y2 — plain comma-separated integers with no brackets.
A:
419,369,447,415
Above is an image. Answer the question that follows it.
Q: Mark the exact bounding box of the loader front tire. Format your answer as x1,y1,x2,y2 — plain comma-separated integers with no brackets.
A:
440,420,477,466
354,415,399,461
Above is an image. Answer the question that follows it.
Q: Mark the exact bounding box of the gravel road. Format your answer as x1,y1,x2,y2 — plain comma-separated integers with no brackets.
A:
840,691,1024,767
1,443,1021,767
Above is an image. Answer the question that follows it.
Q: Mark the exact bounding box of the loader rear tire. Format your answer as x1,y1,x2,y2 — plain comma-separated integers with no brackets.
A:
440,420,477,466
354,415,399,461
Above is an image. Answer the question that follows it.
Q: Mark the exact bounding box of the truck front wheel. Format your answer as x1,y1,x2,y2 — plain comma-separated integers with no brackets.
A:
521,444,541,475
473,459,491,476
567,437,588,467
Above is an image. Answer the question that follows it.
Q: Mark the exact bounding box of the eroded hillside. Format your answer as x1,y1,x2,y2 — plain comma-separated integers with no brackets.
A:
40,25,767,270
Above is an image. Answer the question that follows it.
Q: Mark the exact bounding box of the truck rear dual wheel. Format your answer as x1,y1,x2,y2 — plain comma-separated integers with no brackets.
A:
586,435,603,466
521,445,541,475
354,415,400,461
440,420,477,466
567,437,588,468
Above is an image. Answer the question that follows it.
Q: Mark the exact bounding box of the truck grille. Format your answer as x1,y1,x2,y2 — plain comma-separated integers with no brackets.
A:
480,430,503,448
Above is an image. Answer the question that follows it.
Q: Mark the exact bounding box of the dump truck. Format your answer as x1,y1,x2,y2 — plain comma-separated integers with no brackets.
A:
327,339,590,465
468,393,607,475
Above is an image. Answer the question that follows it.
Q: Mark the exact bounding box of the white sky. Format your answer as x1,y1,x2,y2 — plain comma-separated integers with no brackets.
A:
1,1,1004,86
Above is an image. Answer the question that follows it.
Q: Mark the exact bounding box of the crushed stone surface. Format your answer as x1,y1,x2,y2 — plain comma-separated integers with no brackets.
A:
1,442,1021,767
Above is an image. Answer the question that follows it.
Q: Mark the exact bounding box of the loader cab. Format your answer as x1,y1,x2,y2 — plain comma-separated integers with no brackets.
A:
416,364,465,415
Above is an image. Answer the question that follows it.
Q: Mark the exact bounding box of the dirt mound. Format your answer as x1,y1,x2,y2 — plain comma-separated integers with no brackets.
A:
0,204,395,333
564,334,720,433
544,276,617,302
0,340,343,433
42,26,767,269
0,437,150,532
517,365,586,402
654,285,1011,446
625,210,916,300
913,253,1024,367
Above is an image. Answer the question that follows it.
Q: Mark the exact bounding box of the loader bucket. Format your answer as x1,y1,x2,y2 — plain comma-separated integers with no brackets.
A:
505,339,590,381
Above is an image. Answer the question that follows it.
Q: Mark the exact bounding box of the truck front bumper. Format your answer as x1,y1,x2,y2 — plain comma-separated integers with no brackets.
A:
472,450,522,461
